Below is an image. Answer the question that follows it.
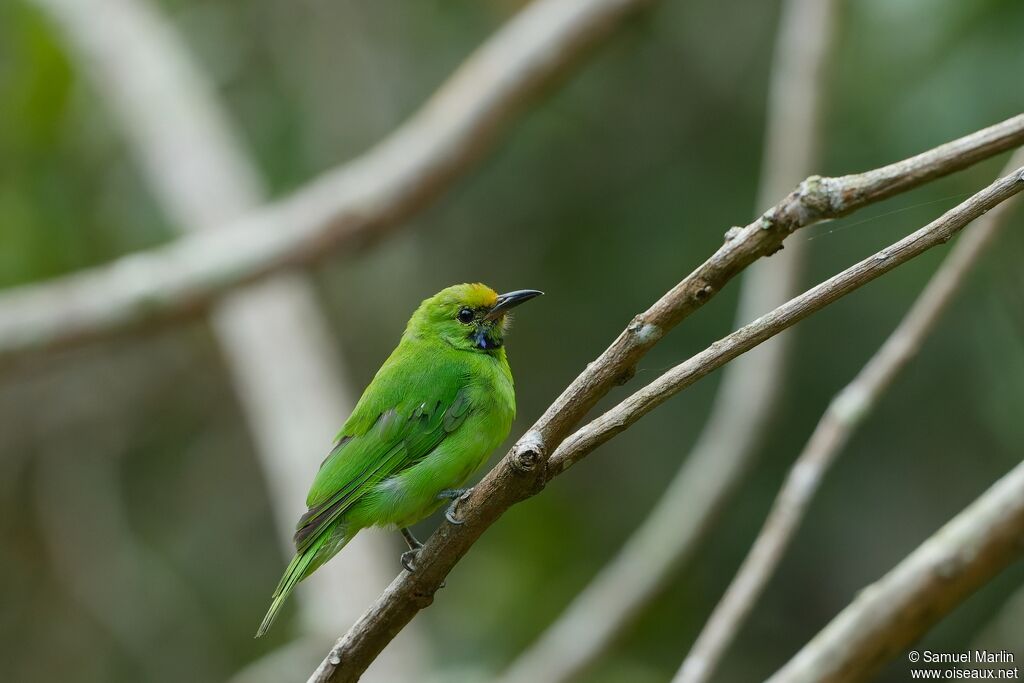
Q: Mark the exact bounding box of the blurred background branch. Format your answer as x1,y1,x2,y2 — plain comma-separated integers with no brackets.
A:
972,582,1024,657
501,0,840,678
673,146,1024,683
311,160,1024,680
767,459,1024,683
0,0,658,364
28,0,424,678
32,402,228,682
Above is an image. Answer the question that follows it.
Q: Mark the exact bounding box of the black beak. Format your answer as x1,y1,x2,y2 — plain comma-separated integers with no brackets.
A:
485,289,544,320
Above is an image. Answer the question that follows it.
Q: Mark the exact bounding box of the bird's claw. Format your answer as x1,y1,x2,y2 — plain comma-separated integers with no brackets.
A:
399,527,423,572
437,487,474,525
399,489,472,571
399,547,446,587
401,548,421,573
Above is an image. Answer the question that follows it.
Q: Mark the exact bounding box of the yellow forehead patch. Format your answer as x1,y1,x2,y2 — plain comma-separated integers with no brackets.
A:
442,282,498,308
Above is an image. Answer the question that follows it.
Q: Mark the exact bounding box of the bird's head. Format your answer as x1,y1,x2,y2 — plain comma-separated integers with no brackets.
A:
406,283,543,352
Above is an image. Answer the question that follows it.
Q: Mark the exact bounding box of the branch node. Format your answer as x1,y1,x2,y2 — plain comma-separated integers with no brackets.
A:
511,431,547,476
691,281,715,302
627,317,664,347
514,448,541,472
724,226,743,241
797,174,835,216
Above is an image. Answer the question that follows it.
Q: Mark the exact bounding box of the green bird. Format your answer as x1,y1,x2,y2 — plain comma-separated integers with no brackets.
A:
256,283,542,637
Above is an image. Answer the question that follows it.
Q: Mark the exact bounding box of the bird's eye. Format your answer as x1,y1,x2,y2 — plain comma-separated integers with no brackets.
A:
457,307,474,324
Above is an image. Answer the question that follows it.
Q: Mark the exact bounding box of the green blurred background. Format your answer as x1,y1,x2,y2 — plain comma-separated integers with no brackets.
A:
1,0,1022,681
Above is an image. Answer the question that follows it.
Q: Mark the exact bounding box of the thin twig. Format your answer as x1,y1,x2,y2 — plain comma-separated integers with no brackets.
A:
765,459,1024,683
0,0,658,363
673,147,1024,683
309,159,1024,681
499,0,839,678
29,0,426,671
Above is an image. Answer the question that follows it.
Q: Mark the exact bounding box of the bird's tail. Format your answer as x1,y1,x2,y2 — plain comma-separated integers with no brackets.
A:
256,532,330,638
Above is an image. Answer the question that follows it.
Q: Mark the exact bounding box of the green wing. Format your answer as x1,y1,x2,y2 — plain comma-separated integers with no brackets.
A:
293,348,473,553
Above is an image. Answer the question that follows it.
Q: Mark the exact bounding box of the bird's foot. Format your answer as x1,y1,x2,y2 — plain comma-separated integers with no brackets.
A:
400,547,421,573
437,487,474,525
397,527,447,586
399,527,423,572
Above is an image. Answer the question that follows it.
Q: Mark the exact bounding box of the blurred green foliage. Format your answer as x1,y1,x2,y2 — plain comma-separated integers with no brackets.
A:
1,0,1022,681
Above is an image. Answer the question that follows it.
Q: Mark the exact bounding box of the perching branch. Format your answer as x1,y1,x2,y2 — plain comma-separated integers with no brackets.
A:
765,459,1024,683
309,154,1024,679
500,0,840,678
673,147,1024,683
0,0,658,363
30,0,425,670
543,166,1024,475
515,112,1024,451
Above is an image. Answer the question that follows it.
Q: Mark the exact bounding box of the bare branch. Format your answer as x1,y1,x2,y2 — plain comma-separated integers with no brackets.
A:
0,0,657,364
309,155,1024,680
674,148,1024,683
500,0,839,678
766,459,1024,683
545,166,1024,475
521,113,1024,450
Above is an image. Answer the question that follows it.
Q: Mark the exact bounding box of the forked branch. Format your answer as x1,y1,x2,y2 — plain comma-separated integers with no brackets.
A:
520,113,1024,449
309,151,1024,680
544,166,1024,476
